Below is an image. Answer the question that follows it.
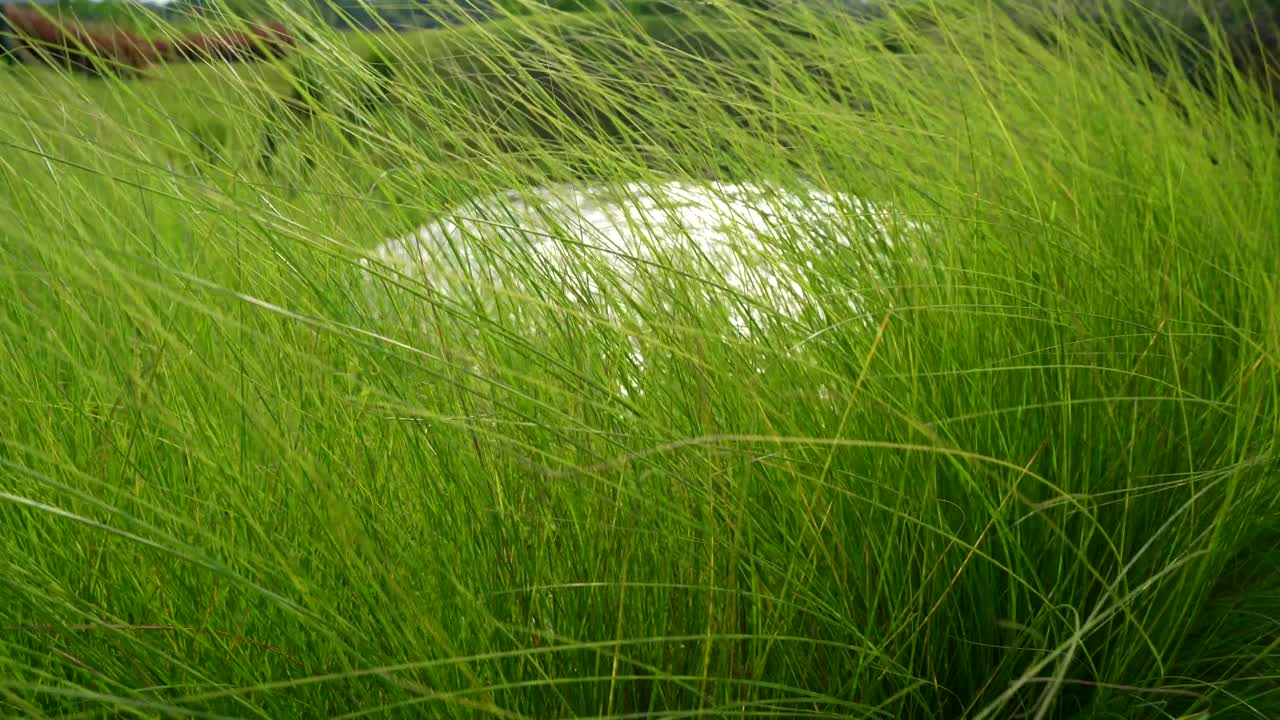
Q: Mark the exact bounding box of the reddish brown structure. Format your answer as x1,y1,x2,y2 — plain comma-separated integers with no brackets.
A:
1,4,157,75
165,22,296,64
79,25,159,68
2,6,294,72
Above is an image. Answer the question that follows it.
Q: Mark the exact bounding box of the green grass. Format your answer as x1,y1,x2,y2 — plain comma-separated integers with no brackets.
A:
1,1,1278,718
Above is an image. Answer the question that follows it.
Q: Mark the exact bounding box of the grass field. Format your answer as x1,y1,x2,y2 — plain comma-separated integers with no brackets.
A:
1,2,1278,718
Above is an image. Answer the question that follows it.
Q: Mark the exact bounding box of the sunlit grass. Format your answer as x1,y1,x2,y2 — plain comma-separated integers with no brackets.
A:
0,1,1277,718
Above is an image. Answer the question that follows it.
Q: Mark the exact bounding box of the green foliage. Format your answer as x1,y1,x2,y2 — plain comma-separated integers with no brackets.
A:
0,3,1278,719
46,0,164,31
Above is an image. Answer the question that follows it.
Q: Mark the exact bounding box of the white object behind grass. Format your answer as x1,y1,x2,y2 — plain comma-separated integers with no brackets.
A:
368,180,917,341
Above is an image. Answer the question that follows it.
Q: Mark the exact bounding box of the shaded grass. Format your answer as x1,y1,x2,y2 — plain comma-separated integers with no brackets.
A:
1,1,1278,718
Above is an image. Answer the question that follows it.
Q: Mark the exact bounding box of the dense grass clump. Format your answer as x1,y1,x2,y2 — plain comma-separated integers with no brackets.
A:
0,1,1278,718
